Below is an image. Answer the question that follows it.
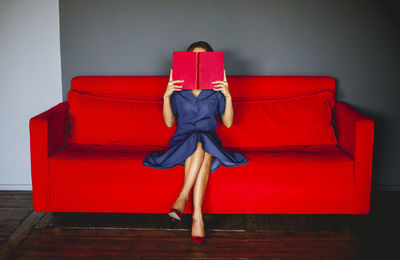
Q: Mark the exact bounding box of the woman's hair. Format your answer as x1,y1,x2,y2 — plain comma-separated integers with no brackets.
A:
186,41,214,52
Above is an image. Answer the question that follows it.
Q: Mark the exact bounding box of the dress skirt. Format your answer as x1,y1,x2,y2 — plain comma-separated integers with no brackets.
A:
142,89,248,173
142,130,248,173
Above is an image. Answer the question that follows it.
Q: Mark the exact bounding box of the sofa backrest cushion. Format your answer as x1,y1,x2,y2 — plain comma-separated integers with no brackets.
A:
67,75,337,148
70,76,336,100
215,90,337,148
65,90,176,146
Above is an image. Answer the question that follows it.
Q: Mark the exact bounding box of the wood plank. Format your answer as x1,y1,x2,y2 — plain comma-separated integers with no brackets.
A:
1,190,400,259
34,213,54,229
9,228,368,259
0,210,45,259
0,208,33,218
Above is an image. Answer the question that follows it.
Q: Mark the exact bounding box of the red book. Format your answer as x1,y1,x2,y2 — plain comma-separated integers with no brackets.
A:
172,51,224,89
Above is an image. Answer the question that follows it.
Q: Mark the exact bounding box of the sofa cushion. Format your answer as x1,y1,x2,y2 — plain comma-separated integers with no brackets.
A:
49,143,354,187
216,91,337,148
48,143,355,213
66,90,176,146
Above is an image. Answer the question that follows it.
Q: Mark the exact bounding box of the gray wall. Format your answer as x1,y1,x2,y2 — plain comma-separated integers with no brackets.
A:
59,0,400,191
0,0,62,189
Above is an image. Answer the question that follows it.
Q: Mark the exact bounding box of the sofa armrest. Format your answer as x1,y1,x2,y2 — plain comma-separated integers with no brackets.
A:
29,101,69,212
334,101,374,214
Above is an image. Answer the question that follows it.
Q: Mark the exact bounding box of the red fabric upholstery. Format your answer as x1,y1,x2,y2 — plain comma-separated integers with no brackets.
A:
217,90,337,148
66,91,176,146
48,143,354,213
69,75,336,100
29,76,374,215
49,143,353,187
66,88,336,148
334,101,374,214
29,101,69,211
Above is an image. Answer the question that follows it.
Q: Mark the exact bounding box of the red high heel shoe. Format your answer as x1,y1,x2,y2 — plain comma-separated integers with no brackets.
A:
191,235,205,244
168,208,183,221
191,217,205,244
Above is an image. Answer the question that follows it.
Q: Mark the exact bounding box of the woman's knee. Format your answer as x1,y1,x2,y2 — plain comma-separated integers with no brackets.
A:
195,142,204,153
203,152,212,166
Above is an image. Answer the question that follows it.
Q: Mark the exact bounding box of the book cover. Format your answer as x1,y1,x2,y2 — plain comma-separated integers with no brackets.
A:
172,51,224,89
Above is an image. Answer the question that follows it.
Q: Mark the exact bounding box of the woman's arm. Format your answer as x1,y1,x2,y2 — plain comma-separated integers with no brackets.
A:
163,94,176,128
213,69,233,128
164,69,183,128
221,94,233,128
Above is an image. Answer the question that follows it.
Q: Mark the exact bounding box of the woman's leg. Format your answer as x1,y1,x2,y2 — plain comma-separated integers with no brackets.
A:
191,151,212,237
171,142,205,213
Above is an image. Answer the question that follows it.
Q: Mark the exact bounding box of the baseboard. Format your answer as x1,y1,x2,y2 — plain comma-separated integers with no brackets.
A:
375,185,400,191
0,184,32,190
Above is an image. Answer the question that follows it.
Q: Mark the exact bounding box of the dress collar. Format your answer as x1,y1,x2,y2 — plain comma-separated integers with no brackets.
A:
179,89,216,100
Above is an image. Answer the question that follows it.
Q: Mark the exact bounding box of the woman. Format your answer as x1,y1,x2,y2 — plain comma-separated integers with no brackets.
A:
142,41,248,244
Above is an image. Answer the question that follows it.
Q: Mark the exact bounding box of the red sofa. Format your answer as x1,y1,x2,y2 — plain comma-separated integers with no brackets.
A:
29,76,374,215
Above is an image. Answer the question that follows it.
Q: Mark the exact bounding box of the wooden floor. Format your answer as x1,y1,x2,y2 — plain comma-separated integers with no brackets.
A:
0,190,399,259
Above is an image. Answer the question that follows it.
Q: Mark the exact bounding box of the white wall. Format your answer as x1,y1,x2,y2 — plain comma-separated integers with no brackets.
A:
0,0,62,190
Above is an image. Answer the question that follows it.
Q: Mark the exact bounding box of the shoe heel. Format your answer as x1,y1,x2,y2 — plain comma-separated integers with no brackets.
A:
168,208,183,221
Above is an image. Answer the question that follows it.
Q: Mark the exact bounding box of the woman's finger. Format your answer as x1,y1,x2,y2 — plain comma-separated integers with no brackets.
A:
169,85,182,90
212,80,225,84
168,80,184,87
212,81,227,87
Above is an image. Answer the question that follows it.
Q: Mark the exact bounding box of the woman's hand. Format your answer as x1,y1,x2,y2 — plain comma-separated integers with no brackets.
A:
212,69,234,128
212,69,231,98
164,69,183,98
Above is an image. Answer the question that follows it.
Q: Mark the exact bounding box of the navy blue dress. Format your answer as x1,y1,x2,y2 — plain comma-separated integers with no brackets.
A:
142,89,248,173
